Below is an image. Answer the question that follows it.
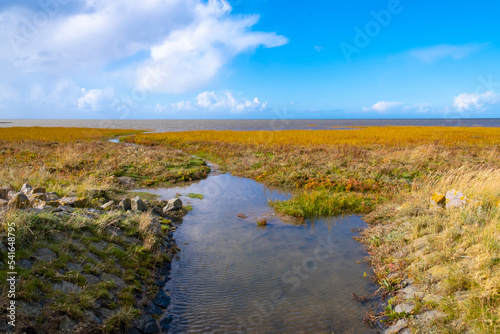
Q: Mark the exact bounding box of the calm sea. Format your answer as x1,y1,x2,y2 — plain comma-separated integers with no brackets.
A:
1,119,499,132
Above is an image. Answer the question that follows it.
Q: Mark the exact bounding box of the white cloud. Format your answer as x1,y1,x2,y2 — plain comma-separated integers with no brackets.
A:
453,91,499,111
195,91,267,112
137,2,288,93
77,87,115,111
156,90,268,114
0,0,287,96
364,101,436,114
370,101,403,112
409,43,486,62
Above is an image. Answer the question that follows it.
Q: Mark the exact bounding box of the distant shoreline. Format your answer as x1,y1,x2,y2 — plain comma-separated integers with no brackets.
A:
1,118,500,133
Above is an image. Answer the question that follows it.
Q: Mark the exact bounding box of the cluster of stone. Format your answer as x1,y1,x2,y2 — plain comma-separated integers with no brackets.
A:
429,189,483,209
0,183,184,217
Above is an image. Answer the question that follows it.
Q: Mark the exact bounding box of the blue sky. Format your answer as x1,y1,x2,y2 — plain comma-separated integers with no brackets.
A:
0,0,499,119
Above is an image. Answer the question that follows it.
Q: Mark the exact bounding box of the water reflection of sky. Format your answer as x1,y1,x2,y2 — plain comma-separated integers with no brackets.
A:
139,173,379,333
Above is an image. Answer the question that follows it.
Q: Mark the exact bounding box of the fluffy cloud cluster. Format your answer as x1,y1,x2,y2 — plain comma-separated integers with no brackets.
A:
138,1,288,93
363,101,403,113
453,91,499,111
77,88,116,111
158,91,268,113
364,90,499,116
0,0,286,94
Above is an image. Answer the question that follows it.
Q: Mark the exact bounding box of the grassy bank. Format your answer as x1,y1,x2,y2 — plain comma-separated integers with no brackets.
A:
0,127,142,142
0,209,174,333
0,127,208,333
0,127,210,195
126,126,500,332
363,167,500,333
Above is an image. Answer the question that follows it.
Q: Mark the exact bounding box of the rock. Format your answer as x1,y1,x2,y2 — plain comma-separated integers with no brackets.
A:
100,200,115,210
90,241,108,251
399,285,423,300
32,200,59,209
119,197,132,211
86,208,103,215
394,303,415,314
117,176,136,186
20,183,33,194
82,273,100,285
133,314,159,334
383,319,407,334
159,316,173,332
430,192,446,209
128,328,143,334
69,240,84,251
87,252,101,262
53,281,83,294
84,310,102,324
59,315,78,332
58,205,75,213
28,193,47,202
0,187,10,200
35,248,57,262
18,259,33,269
416,310,446,322
45,200,61,207
445,189,468,209
151,206,164,216
8,193,30,209
101,273,125,288
18,301,43,318
65,262,83,272
111,243,126,252
122,236,139,244
153,290,171,308
46,192,60,201
132,196,148,212
58,197,88,208
99,308,116,320
163,198,183,213
105,226,124,237
145,303,163,315
30,187,46,194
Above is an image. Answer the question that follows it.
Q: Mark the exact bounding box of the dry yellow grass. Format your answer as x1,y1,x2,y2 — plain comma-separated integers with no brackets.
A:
364,166,500,333
0,126,142,142
0,129,209,194
130,126,500,147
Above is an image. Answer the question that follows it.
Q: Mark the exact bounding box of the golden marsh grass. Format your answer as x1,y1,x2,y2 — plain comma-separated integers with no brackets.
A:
130,126,500,147
0,126,142,142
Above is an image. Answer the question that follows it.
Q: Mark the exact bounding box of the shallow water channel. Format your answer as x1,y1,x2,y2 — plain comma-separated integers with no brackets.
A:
137,172,381,334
